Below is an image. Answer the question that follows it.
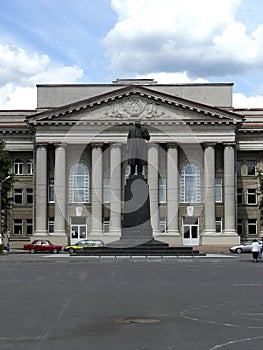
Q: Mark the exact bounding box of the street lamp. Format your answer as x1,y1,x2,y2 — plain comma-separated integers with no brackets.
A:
0,175,11,244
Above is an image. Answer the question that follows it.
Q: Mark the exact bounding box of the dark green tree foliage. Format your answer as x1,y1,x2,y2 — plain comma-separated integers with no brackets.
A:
0,139,14,210
256,168,263,224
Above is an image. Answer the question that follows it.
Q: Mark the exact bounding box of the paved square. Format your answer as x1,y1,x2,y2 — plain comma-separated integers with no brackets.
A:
0,256,262,349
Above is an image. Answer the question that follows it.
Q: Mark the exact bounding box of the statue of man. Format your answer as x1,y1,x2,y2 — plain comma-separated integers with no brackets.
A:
127,120,150,175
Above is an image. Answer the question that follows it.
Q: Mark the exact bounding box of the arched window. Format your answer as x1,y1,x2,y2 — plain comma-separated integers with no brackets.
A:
181,162,201,203
69,163,89,203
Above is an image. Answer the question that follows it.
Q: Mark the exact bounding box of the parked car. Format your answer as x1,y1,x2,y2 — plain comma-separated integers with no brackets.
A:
64,239,104,254
229,240,262,254
24,240,62,254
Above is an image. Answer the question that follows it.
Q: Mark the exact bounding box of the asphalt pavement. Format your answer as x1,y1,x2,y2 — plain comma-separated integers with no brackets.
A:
0,253,262,350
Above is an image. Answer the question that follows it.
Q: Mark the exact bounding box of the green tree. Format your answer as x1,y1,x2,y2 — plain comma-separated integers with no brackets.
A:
256,168,263,226
0,139,14,227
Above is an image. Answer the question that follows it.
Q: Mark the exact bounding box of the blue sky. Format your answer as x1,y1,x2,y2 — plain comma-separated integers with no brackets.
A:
1,0,263,109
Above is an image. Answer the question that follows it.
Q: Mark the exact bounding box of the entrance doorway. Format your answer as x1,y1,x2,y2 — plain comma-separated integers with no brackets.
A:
70,217,87,245
183,216,199,245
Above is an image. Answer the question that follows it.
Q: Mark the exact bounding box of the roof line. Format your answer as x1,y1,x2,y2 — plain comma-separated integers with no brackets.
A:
27,84,243,122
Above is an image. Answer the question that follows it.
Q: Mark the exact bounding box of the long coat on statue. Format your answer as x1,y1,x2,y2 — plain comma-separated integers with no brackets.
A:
127,122,150,166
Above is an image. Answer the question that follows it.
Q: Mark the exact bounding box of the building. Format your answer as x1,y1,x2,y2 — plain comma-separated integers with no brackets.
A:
1,78,263,248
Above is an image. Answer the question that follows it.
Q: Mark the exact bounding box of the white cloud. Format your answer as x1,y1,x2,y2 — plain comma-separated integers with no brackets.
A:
233,93,263,108
136,72,209,84
105,0,263,76
0,44,84,109
0,85,37,110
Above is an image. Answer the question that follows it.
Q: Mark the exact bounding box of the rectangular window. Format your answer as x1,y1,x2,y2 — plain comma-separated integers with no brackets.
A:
216,217,222,233
48,179,54,202
13,219,23,235
215,178,222,203
27,159,33,175
236,160,242,176
14,159,23,175
103,178,110,203
159,219,166,234
237,219,243,236
159,178,167,203
247,189,257,205
247,160,256,176
248,219,257,235
26,189,33,204
14,189,23,204
103,219,110,234
26,219,33,235
237,188,243,204
48,217,54,234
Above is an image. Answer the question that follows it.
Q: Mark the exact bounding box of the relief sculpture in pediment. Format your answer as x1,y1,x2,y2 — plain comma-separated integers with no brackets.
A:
104,97,166,119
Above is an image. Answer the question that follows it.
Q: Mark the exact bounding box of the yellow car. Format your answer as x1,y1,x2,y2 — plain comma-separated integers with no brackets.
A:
64,239,104,254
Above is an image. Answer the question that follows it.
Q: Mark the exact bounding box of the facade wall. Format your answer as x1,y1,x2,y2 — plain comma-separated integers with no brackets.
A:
1,80,263,248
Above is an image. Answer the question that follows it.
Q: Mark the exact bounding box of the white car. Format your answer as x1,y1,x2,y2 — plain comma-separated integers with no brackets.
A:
229,240,262,254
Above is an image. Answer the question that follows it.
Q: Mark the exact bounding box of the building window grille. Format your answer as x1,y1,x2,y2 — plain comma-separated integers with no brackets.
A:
103,178,110,203
103,219,110,234
14,189,23,204
215,178,222,203
13,219,23,235
26,219,33,235
247,160,256,176
48,217,54,234
216,217,222,233
27,159,33,175
181,162,201,203
14,159,23,175
159,178,167,203
247,189,257,205
48,179,55,202
125,164,144,177
159,219,166,234
69,163,89,203
26,189,33,204
248,219,257,235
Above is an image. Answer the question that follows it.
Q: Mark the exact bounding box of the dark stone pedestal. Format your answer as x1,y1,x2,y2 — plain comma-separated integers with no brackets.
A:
108,175,168,248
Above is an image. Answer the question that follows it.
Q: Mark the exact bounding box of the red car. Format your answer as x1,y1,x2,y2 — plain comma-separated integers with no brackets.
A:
24,240,62,254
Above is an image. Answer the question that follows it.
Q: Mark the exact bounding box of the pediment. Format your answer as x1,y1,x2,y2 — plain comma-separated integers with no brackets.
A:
27,85,243,125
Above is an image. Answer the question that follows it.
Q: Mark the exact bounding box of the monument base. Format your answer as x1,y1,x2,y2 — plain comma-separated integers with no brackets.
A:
108,175,168,248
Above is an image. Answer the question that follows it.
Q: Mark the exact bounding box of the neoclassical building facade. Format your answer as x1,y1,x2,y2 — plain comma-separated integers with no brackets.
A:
1,78,263,248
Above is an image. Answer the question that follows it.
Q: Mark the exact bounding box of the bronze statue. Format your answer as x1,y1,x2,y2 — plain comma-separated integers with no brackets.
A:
127,121,150,175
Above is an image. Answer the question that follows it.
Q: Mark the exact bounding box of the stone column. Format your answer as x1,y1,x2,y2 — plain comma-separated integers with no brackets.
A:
148,143,159,236
167,144,180,235
203,144,216,235
34,145,48,236
91,144,103,235
54,144,66,236
223,144,237,235
109,143,122,236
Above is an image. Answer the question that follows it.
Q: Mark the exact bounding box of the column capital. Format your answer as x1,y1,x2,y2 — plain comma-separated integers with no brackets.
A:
110,142,122,150
148,142,159,149
203,142,216,148
223,142,236,148
53,143,67,149
36,143,48,149
91,143,103,150
167,142,178,149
